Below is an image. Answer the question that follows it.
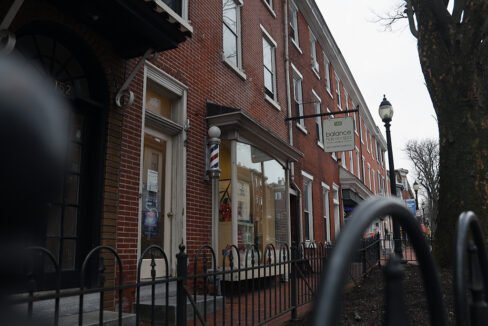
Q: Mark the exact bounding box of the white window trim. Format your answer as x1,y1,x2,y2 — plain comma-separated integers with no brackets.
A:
302,171,314,241
321,182,331,243
367,163,371,189
301,170,314,181
262,0,276,17
309,29,320,76
312,89,323,147
154,0,193,33
335,73,342,110
292,63,306,131
324,53,332,97
355,147,360,177
362,156,366,181
223,0,245,75
261,25,278,102
332,184,340,238
290,0,300,50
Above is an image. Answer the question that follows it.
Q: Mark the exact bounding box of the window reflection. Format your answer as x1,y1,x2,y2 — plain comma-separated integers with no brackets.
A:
235,143,287,266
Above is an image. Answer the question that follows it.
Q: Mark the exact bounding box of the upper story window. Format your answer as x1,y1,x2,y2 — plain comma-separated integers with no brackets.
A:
360,116,364,143
356,148,360,177
292,65,305,129
345,91,349,111
290,1,299,46
310,31,319,74
335,74,341,110
322,183,331,242
262,27,277,100
324,54,331,94
313,90,323,145
223,0,243,69
302,172,314,241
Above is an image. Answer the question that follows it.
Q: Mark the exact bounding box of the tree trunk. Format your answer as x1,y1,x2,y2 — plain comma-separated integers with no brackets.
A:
433,91,488,267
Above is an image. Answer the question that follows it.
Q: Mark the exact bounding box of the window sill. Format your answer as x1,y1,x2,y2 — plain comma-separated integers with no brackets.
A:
296,123,308,134
262,0,277,17
223,59,247,81
312,67,321,80
265,94,281,111
326,88,333,99
292,39,302,54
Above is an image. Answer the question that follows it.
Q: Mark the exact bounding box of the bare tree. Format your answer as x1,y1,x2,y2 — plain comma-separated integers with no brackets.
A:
380,0,488,267
404,139,439,232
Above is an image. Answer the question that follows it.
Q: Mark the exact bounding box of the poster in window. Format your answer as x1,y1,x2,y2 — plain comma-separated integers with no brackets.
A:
142,190,160,237
237,181,250,221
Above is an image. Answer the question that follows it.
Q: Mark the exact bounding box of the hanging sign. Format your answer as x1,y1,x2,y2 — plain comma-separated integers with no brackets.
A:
323,117,355,152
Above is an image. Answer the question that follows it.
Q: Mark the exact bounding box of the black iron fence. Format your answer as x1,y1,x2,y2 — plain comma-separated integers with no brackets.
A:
2,237,381,325
313,197,488,326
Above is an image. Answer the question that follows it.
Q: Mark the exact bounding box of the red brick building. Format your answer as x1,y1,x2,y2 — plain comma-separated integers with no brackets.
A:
2,0,389,294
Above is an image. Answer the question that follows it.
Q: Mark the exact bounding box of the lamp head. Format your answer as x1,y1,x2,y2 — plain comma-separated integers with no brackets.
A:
413,180,419,191
378,95,393,122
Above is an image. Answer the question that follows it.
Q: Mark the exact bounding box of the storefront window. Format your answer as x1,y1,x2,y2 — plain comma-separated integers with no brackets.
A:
218,141,287,267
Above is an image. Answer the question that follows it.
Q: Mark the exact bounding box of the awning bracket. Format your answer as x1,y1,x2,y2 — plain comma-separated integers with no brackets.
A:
115,48,157,107
0,0,25,54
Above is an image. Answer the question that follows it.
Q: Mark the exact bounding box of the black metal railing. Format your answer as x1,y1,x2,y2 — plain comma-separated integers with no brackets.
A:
313,196,488,326
2,236,381,325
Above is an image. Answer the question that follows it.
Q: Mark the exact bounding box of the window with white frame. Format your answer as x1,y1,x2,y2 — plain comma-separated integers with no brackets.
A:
372,170,376,193
366,130,370,152
223,0,242,68
333,185,340,237
310,31,319,73
292,65,305,128
324,54,331,93
335,74,341,109
302,173,314,241
322,183,331,242
368,163,371,189
378,172,382,194
345,91,349,111
328,108,337,160
341,152,346,168
360,116,364,143
349,150,354,173
362,156,366,182
356,148,360,177
313,90,323,145
290,1,299,46
262,28,277,100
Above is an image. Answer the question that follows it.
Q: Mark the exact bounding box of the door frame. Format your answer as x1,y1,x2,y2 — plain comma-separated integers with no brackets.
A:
138,63,188,276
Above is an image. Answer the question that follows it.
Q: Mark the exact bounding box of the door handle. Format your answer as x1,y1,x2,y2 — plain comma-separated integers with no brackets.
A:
167,212,174,218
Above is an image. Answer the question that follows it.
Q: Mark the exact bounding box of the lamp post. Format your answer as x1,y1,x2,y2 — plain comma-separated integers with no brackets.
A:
413,181,420,210
421,201,426,224
378,95,403,258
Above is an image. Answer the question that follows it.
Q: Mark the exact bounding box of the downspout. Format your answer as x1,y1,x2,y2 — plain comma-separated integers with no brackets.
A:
283,0,302,245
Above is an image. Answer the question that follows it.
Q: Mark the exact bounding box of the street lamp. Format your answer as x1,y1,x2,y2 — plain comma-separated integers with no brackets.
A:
421,201,426,223
413,180,420,210
379,95,403,258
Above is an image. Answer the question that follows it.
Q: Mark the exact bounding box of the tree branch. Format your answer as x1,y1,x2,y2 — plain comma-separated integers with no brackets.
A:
452,0,466,23
428,0,453,31
406,0,419,38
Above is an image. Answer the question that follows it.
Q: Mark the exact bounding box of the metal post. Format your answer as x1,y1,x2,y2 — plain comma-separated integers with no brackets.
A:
290,245,298,320
414,189,419,210
176,244,188,326
384,120,403,258
207,127,221,252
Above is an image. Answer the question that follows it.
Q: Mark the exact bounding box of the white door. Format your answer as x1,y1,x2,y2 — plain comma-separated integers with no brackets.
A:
140,131,173,278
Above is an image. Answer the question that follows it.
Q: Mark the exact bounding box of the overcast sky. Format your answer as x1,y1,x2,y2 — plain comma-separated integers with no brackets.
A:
317,1,439,185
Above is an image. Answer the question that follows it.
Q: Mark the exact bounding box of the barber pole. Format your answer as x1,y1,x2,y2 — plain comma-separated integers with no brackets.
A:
209,143,219,170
